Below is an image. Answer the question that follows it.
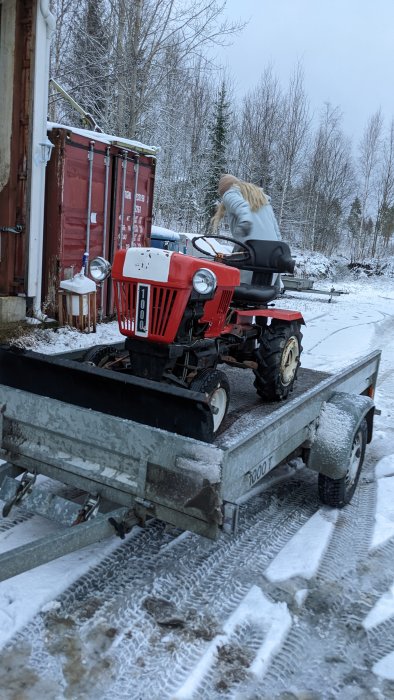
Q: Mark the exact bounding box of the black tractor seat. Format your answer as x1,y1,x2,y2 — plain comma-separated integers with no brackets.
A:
232,283,278,305
228,239,295,307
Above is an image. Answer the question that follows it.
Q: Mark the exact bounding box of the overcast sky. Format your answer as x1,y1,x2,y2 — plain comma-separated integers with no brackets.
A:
217,0,394,146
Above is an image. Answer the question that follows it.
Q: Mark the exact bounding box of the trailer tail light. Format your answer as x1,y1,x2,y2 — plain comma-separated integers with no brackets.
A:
366,384,375,399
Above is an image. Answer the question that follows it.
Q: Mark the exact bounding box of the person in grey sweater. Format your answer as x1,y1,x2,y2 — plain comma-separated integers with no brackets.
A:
211,174,282,286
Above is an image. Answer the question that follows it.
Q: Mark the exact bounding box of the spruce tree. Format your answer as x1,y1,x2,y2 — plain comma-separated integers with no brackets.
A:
203,82,231,231
69,0,110,128
347,197,362,260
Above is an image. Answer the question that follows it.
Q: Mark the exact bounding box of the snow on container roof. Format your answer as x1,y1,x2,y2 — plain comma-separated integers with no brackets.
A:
47,122,160,156
151,225,180,240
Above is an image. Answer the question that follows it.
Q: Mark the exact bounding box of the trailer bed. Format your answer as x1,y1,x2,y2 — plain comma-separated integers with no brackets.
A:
0,345,381,581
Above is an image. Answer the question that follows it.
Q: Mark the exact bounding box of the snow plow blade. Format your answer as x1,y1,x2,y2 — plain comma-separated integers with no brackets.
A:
0,346,215,443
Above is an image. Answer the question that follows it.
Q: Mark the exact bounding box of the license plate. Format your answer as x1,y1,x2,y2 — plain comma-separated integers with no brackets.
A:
135,283,150,337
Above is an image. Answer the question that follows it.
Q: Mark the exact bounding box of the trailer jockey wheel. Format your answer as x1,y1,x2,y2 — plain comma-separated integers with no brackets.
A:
318,418,368,508
253,320,303,401
190,369,230,434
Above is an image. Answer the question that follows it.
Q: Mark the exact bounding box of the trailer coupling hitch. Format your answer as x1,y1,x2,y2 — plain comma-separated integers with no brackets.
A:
2,472,37,517
72,495,100,525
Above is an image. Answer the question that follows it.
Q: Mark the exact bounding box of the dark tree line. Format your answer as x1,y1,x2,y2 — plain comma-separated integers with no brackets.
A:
49,0,394,260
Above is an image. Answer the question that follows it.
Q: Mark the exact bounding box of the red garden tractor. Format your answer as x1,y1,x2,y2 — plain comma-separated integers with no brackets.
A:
88,236,304,436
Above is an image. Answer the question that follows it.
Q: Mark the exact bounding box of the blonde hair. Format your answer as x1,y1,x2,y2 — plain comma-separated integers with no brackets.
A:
211,180,269,232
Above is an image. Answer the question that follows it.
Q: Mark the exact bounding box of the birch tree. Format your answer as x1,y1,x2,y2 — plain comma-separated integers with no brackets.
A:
276,65,309,233
356,110,383,259
372,118,394,255
108,0,243,139
236,66,282,192
300,104,353,253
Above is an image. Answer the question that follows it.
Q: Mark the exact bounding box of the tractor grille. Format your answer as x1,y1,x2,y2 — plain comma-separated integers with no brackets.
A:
150,286,178,336
202,288,235,337
114,280,183,342
217,289,233,314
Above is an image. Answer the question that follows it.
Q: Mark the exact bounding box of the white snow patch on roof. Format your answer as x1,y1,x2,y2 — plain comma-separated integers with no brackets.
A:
265,508,338,582
47,121,159,155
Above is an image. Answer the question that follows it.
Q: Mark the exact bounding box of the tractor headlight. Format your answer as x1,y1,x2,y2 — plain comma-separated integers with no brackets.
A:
192,268,217,295
89,256,111,282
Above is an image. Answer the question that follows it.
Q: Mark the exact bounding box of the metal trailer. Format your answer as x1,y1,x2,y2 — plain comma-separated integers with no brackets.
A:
0,346,381,582
281,276,349,300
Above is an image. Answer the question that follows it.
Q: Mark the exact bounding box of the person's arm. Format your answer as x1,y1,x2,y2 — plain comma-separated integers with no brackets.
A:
222,188,252,238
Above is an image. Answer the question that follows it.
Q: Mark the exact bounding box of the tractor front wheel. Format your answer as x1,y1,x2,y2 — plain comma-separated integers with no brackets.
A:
83,345,127,369
253,320,303,401
190,369,230,434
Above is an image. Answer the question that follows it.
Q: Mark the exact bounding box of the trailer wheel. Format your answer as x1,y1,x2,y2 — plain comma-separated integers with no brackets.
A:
318,418,368,507
253,320,303,401
190,369,230,434
83,345,124,369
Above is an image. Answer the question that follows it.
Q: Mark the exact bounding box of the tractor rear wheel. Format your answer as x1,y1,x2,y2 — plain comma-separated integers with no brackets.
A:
190,369,230,434
253,320,303,401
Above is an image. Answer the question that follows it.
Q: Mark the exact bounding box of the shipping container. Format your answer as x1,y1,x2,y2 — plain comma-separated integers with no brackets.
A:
42,124,157,319
0,0,36,298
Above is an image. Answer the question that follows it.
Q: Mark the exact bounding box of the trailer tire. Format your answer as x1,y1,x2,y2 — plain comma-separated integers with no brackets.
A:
190,369,230,434
253,320,303,401
318,418,368,507
83,345,121,369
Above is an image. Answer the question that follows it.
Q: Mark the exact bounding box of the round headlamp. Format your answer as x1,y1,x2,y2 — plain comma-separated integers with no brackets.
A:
89,256,111,282
192,268,217,295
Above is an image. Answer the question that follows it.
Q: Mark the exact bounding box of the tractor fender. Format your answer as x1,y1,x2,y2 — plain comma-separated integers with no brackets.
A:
307,392,375,480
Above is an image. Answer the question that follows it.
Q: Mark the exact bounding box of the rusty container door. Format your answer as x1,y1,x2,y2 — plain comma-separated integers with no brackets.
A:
107,147,155,312
110,148,155,253
0,0,35,297
42,128,112,318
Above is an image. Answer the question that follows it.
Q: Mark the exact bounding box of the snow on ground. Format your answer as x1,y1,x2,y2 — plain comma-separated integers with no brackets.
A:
173,586,291,700
9,320,124,355
0,514,132,650
1,262,394,695
265,508,338,582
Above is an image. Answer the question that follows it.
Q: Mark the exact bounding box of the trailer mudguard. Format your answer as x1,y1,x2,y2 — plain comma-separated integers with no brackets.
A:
307,392,375,480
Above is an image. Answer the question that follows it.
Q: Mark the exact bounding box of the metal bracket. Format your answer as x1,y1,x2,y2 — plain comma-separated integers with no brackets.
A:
134,497,155,527
0,403,5,444
222,502,239,535
72,494,100,525
2,471,37,517
0,225,23,234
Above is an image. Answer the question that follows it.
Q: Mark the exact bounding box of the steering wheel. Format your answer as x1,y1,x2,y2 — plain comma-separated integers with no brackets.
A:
191,235,251,263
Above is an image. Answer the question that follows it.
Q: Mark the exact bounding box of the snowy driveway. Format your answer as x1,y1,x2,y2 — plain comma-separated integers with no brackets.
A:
1,277,394,699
